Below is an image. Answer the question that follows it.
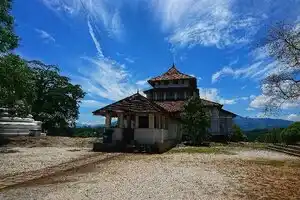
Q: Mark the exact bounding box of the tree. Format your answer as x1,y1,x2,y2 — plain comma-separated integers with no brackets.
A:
0,0,18,53
0,0,35,116
0,54,35,116
181,96,210,145
28,60,85,135
263,22,300,112
230,124,247,142
281,122,300,144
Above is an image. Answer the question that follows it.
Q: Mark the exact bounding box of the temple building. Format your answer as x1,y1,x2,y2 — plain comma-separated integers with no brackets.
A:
93,64,236,147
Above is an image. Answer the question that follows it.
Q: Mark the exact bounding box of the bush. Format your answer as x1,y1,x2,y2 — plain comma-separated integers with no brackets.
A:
230,124,247,142
281,122,300,144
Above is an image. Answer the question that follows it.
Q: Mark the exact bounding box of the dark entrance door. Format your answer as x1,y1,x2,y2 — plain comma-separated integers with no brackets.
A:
122,115,134,144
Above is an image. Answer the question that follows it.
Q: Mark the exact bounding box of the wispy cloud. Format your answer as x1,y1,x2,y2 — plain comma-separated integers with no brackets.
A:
151,0,260,49
150,0,300,49
35,29,56,43
73,20,138,102
41,0,124,39
124,57,135,64
81,99,106,108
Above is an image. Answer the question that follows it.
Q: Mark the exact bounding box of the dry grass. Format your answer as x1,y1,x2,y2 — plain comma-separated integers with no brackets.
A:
168,146,236,154
215,158,300,200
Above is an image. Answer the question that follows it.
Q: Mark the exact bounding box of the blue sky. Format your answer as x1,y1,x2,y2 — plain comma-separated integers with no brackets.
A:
12,0,300,125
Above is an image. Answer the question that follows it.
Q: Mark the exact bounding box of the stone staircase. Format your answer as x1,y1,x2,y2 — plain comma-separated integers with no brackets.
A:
267,143,300,157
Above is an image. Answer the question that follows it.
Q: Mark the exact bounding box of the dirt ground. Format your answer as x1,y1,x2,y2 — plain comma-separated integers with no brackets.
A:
1,145,299,200
2,136,97,148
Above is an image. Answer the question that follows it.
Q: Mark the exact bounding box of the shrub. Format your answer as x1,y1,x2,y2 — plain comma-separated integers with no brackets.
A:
281,122,300,144
230,124,247,142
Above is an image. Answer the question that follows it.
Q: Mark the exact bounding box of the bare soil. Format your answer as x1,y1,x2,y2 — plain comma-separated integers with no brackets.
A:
0,147,299,200
3,136,96,148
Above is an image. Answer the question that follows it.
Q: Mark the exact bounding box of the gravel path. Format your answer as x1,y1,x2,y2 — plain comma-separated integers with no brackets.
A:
0,147,95,176
1,148,299,200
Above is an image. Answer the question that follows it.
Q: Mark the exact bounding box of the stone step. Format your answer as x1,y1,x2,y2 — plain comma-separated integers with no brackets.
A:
273,143,300,151
267,146,300,157
269,144,300,154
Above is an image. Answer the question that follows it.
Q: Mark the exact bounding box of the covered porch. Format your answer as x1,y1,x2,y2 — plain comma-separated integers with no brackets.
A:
92,93,171,145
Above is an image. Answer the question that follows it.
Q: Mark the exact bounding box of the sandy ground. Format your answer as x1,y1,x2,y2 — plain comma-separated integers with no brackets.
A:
0,147,95,177
1,148,299,200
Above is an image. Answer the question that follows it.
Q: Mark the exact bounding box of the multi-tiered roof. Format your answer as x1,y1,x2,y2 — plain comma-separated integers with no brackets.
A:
93,64,236,117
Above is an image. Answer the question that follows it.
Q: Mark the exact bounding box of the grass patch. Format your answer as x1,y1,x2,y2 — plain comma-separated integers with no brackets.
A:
168,146,235,155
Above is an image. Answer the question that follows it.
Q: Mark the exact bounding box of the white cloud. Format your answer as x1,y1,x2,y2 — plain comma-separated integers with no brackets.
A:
246,107,255,111
136,78,149,86
212,61,264,83
200,88,235,105
199,87,251,105
249,94,300,110
35,29,56,43
151,0,260,48
285,114,300,121
81,100,106,108
41,0,124,39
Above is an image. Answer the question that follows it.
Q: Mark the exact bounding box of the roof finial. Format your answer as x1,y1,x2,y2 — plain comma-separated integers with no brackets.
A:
137,89,139,94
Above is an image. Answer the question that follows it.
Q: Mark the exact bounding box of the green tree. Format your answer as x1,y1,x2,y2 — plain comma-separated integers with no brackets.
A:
230,124,247,142
181,96,210,145
0,54,35,116
281,122,300,144
0,0,35,116
28,60,85,135
0,0,18,53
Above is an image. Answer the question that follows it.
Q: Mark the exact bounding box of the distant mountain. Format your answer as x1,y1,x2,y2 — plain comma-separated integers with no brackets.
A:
76,121,117,128
234,116,293,131
77,117,292,131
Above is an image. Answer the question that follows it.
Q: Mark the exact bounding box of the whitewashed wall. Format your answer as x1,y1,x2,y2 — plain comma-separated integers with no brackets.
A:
134,129,168,144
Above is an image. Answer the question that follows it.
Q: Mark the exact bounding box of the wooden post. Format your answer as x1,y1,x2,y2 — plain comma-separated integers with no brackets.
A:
118,113,124,128
149,114,154,128
105,113,111,128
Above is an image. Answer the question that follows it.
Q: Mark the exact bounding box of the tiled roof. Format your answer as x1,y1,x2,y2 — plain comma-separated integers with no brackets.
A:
93,93,167,116
155,101,185,112
155,99,222,112
148,65,194,82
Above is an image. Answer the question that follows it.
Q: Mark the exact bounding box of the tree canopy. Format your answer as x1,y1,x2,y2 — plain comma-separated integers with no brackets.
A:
281,122,300,144
0,0,18,53
28,60,85,135
181,96,210,144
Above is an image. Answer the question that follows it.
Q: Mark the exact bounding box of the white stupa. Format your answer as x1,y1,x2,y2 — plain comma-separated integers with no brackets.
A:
0,108,42,136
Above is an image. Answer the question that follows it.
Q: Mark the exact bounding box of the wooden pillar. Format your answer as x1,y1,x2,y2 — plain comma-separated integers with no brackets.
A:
135,115,139,128
118,113,124,128
149,114,154,128
105,113,111,128
161,116,165,129
156,114,161,129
